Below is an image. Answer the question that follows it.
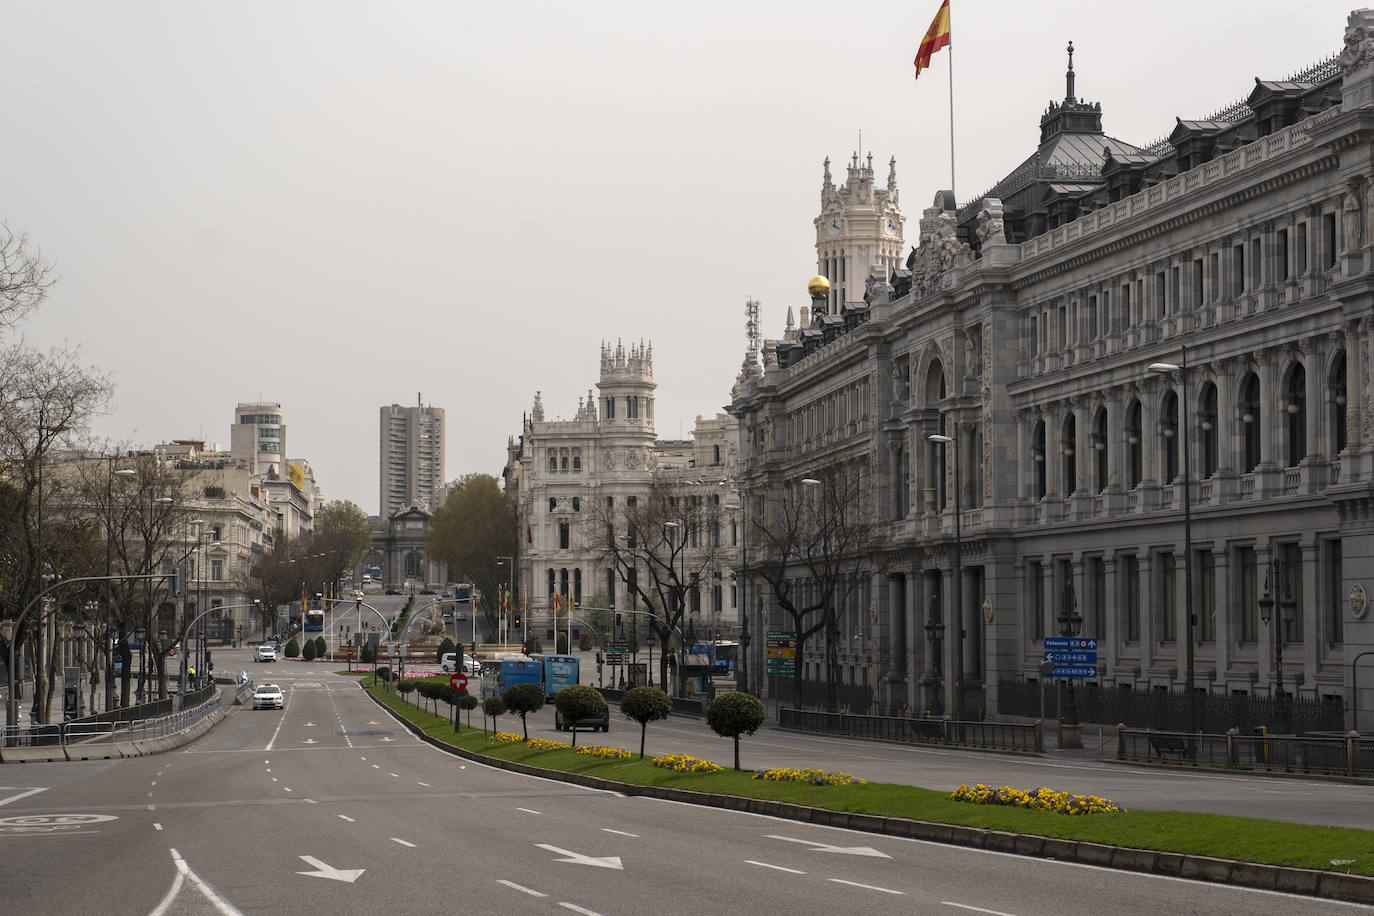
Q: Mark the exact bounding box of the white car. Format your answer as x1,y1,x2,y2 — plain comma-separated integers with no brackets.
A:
252,684,284,710
440,653,481,676
256,644,277,663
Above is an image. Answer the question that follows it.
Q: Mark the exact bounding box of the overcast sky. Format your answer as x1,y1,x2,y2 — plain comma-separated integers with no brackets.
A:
3,1,1356,516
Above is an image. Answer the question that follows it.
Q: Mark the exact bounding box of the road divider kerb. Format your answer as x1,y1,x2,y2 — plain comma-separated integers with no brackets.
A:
362,684,1374,907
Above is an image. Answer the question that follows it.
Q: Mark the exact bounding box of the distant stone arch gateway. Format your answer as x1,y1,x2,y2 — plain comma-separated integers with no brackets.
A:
373,505,447,591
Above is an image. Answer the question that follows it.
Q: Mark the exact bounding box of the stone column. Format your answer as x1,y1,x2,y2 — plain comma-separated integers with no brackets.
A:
1302,337,1321,468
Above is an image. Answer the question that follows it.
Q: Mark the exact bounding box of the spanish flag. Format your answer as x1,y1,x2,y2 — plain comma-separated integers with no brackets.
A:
553,592,562,612
913,0,950,80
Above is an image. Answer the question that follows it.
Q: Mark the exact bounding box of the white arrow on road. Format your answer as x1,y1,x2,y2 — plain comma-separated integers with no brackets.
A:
302,722,317,727
297,855,365,883
535,843,624,870
765,835,891,858
301,738,317,744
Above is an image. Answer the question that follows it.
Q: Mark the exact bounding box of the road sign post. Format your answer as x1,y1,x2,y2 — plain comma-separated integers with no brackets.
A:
449,673,468,692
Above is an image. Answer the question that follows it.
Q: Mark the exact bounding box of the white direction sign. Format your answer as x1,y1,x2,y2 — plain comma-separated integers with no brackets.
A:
535,843,624,870
765,835,891,858
297,855,365,883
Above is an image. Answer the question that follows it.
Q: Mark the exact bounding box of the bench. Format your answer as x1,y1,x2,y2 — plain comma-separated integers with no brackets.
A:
1149,734,1195,761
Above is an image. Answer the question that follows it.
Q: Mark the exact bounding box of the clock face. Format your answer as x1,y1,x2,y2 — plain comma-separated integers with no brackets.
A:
827,217,842,235
885,217,897,235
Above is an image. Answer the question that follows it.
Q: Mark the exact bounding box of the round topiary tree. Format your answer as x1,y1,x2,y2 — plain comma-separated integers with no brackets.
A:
706,691,766,771
398,679,416,700
360,643,374,664
459,692,479,730
374,665,392,684
302,638,317,661
314,636,327,659
502,683,545,739
620,686,672,759
556,633,570,654
482,695,506,736
578,632,593,651
526,636,543,654
436,637,456,665
554,684,606,747
285,637,300,659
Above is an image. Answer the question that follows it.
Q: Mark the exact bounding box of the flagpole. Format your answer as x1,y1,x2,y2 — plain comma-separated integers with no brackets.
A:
946,3,955,197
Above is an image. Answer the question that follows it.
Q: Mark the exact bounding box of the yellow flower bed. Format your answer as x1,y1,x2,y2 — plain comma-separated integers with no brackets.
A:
652,753,724,774
525,738,572,751
576,745,632,760
753,767,866,786
491,732,523,744
951,783,1125,815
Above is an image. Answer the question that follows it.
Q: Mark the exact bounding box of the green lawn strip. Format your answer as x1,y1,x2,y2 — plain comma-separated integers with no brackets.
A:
365,683,1374,876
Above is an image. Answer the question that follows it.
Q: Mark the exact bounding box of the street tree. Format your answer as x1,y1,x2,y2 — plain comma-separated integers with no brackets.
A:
588,476,729,693
502,682,544,739
428,473,517,638
482,695,506,736
459,692,479,730
312,500,373,581
706,691,766,770
553,684,606,746
744,462,886,712
0,222,53,330
620,686,672,759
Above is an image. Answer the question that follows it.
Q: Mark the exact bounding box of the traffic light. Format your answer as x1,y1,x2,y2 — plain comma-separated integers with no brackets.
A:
167,567,185,597
513,614,522,628
595,652,603,665
614,613,622,628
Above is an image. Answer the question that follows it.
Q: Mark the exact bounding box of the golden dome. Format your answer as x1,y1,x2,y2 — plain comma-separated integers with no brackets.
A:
807,275,830,299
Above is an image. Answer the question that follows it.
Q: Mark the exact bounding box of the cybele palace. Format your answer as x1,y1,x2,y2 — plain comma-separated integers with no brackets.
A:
729,10,1374,730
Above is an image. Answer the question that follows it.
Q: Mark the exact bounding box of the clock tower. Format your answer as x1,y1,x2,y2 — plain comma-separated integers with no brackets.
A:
813,151,904,317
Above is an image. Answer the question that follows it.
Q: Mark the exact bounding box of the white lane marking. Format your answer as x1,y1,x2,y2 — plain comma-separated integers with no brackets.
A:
535,844,623,870
390,837,417,848
497,880,546,898
338,815,356,823
940,904,1020,915
558,903,604,916
828,878,903,896
154,823,163,831
148,865,186,916
746,860,805,874
0,788,48,807
417,782,431,787
264,708,289,752
283,787,293,793
296,855,365,883
150,781,157,786
303,799,317,804
163,848,246,915
271,778,278,783
765,834,890,858
516,807,541,815
389,773,400,778
601,828,638,838
372,764,380,769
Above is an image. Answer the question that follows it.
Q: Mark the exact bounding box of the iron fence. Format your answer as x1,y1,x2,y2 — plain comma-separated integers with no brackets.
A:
1117,727,1374,777
779,707,1041,753
767,676,873,713
997,679,1344,734
2,689,222,752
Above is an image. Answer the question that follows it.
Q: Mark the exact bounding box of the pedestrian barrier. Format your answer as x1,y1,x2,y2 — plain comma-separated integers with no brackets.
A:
0,691,223,762
779,707,1043,753
1117,727,1374,777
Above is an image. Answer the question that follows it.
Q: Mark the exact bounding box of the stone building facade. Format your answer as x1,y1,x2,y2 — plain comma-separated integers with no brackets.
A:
730,12,1374,730
506,341,740,638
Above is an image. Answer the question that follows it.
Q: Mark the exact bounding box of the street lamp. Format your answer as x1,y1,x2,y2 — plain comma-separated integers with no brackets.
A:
496,556,514,645
1149,348,1197,735
929,426,963,720
923,591,944,716
1258,557,1296,734
663,521,684,693
1056,580,1083,748
105,463,137,711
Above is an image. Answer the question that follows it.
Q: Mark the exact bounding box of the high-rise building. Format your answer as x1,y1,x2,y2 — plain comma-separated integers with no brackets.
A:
380,398,445,519
230,402,287,480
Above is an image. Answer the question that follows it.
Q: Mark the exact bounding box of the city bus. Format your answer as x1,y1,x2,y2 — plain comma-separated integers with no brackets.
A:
305,609,325,632
539,654,580,699
479,656,542,698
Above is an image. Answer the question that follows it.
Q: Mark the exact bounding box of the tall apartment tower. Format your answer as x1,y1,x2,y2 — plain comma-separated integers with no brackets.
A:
813,151,904,316
379,398,445,519
230,402,287,479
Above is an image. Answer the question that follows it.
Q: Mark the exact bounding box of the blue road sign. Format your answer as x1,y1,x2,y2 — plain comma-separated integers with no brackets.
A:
1043,637,1098,651
1051,665,1097,678
1043,651,1097,664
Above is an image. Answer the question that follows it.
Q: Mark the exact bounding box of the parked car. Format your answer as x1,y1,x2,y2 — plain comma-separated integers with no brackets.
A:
555,701,610,733
256,644,277,663
252,684,284,710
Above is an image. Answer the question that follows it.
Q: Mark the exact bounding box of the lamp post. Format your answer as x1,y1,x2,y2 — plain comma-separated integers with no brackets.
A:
923,591,944,716
1257,557,1295,734
929,426,963,720
496,556,514,646
1149,348,1197,735
1056,580,1083,748
104,463,137,712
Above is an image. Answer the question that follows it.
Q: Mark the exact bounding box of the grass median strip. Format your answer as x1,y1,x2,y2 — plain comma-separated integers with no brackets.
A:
359,678,1374,877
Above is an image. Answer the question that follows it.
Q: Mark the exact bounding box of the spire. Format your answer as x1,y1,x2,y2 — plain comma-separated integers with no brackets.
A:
822,156,832,189
1065,40,1075,101
887,156,897,191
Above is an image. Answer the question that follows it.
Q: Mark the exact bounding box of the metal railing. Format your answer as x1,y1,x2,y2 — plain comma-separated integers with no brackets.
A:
779,707,1042,753
1,690,221,752
1117,727,1374,777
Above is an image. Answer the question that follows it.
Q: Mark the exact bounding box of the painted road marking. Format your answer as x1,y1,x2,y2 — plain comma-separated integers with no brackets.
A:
827,878,903,895
746,860,805,874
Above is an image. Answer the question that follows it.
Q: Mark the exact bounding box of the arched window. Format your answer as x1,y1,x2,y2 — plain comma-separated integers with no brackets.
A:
1330,350,1348,454
1239,373,1261,472
1126,400,1143,488
1199,382,1219,478
1285,363,1306,467
1161,390,1179,482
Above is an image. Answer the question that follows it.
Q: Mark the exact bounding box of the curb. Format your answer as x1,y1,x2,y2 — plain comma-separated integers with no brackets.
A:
365,688,1374,907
